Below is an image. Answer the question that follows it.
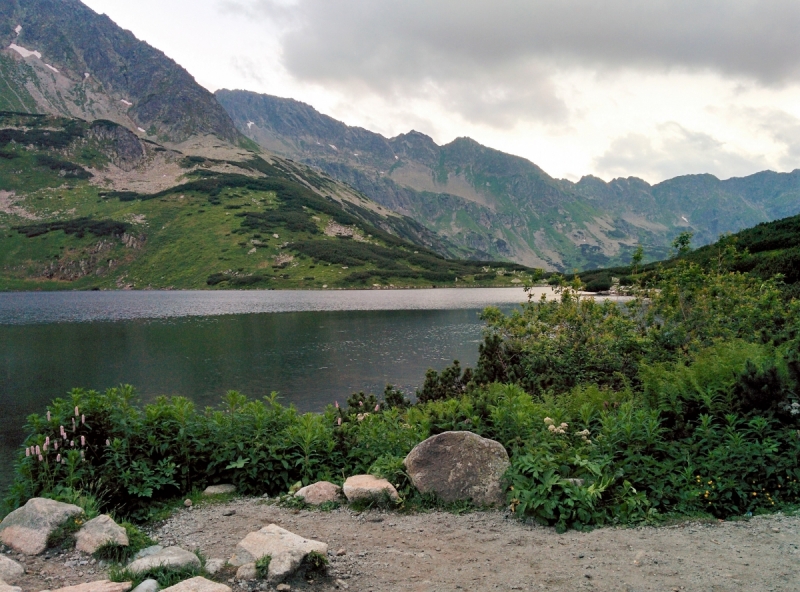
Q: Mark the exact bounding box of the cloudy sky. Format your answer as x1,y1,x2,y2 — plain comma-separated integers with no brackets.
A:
82,0,800,183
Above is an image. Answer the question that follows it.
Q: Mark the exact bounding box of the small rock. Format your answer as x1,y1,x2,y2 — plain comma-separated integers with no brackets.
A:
76,515,129,555
335,548,346,556
334,580,349,590
0,498,83,555
130,580,159,592
203,485,236,496
342,475,399,503
294,482,342,506
127,547,201,575
0,580,22,592
183,500,193,508
46,581,133,592
276,585,291,592
772,528,780,533
0,555,25,584
229,524,327,583
132,546,163,561
235,563,256,580
160,577,230,592
221,510,236,517
204,559,226,575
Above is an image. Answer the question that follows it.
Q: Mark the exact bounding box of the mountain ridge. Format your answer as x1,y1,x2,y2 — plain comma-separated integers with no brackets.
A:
1,0,240,145
216,89,800,270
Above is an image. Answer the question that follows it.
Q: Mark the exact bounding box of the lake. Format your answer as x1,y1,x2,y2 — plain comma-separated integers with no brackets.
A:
0,287,545,491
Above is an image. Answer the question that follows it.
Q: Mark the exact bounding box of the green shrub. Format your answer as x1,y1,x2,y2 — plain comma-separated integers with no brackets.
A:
255,555,271,579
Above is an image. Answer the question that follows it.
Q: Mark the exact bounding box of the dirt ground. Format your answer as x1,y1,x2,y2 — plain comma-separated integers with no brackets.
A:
6,498,799,592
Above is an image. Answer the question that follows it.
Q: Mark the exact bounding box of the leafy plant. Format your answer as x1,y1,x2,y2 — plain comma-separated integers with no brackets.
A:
255,555,271,579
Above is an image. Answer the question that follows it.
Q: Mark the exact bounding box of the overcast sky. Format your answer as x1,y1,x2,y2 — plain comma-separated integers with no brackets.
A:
82,0,800,183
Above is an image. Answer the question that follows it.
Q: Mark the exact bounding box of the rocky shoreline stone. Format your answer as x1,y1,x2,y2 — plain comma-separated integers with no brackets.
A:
0,498,83,555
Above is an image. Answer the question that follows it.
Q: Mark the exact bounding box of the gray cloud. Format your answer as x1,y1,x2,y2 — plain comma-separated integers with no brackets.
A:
221,0,800,128
594,122,768,181
743,108,800,170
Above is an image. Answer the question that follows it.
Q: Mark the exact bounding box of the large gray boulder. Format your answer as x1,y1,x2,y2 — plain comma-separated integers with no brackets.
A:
294,481,342,505
404,431,510,506
0,497,83,555
160,578,230,592
0,556,24,584
127,546,201,575
342,475,399,502
228,524,328,583
76,515,129,554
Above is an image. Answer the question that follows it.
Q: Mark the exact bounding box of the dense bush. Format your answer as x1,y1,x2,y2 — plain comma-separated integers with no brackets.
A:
14,217,130,239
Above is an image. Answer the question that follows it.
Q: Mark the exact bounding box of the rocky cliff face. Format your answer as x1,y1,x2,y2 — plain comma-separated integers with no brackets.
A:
217,89,800,270
0,0,240,144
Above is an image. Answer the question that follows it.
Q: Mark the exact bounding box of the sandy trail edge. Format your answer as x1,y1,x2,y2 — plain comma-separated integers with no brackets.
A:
7,498,799,592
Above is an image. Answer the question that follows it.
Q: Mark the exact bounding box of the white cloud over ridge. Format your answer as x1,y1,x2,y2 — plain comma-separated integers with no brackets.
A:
83,0,800,182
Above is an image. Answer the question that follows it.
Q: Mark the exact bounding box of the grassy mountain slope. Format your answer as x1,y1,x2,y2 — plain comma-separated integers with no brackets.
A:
217,89,800,271
0,112,532,290
0,0,240,145
572,213,800,298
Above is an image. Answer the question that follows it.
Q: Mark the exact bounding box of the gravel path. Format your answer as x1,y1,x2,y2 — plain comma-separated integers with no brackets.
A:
6,498,799,592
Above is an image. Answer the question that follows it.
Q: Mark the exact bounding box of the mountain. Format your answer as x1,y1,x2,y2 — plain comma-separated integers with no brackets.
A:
0,0,240,145
216,89,800,271
0,111,531,290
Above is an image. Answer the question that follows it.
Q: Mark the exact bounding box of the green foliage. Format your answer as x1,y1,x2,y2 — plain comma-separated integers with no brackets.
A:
93,522,155,563
304,550,328,573
46,512,87,550
110,563,206,589
255,555,271,579
14,218,129,239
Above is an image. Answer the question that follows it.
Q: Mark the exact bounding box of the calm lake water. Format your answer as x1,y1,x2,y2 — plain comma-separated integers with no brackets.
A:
0,288,538,491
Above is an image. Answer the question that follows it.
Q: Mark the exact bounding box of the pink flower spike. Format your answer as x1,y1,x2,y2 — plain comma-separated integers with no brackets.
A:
57,454,61,462
359,401,363,407
335,401,339,408
43,443,48,451
81,436,86,446
106,439,110,446
35,445,40,455
75,406,79,417
47,411,51,421
337,417,342,426
70,440,75,447
45,436,50,445
54,442,58,450
38,454,43,462
81,414,85,424
25,447,30,457
375,404,380,412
